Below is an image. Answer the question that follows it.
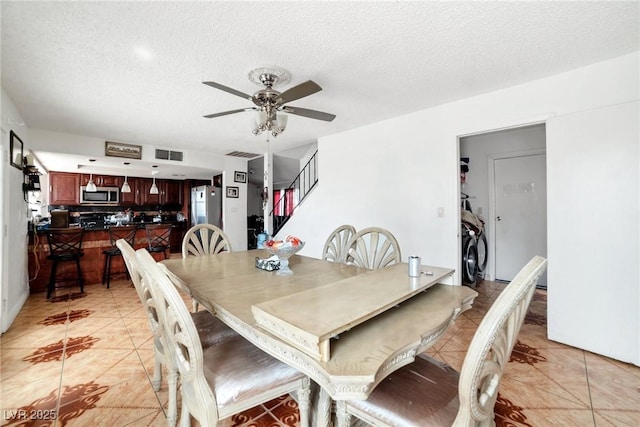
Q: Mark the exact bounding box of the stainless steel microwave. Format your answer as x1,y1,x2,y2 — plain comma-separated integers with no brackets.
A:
79,186,120,205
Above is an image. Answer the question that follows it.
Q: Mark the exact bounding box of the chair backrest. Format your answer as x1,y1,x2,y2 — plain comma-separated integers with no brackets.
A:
182,223,232,258
46,228,85,256
455,256,548,426
108,225,137,248
117,239,170,366
116,239,143,296
135,247,220,423
145,224,172,248
322,224,356,263
343,227,401,269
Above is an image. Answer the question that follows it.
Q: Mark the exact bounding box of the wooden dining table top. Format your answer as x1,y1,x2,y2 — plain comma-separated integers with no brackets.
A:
161,250,477,400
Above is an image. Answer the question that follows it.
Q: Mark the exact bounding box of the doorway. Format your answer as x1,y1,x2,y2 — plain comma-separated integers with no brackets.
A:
460,124,547,287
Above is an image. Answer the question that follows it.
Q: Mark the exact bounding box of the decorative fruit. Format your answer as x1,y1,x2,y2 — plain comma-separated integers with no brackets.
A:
285,235,302,246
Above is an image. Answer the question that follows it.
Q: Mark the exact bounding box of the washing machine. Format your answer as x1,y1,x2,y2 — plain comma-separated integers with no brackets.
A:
461,225,478,287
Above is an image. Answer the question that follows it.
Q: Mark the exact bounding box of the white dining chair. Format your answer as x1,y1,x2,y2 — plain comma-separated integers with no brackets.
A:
335,256,548,427
182,223,232,258
117,239,238,427
322,224,356,263
180,223,232,312
135,247,311,427
342,226,402,269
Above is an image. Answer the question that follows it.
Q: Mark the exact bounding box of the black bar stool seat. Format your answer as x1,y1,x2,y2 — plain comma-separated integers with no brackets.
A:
103,225,138,288
45,228,85,299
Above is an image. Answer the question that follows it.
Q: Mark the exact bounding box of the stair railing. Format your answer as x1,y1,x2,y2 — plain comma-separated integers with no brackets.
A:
270,150,318,235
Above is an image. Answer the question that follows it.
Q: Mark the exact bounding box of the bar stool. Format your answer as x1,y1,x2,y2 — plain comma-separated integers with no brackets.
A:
102,225,138,288
145,224,172,259
45,228,85,299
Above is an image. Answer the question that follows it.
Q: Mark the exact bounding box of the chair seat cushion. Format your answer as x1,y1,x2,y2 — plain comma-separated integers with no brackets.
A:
191,311,238,348
348,354,460,427
203,334,305,409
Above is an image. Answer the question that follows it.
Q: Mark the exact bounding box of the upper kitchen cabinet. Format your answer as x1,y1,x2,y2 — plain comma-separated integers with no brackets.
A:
49,172,80,205
80,174,122,187
161,179,183,206
120,177,140,205
139,178,160,206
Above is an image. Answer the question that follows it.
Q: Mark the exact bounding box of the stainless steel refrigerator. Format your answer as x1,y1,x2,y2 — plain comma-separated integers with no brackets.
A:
190,185,222,227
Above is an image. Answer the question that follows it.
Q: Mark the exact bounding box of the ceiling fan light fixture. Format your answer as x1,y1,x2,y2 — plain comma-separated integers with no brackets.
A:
276,113,288,130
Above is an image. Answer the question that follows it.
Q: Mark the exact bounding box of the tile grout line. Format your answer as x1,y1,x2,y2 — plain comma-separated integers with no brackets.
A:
116,281,169,421
54,293,72,427
583,349,597,426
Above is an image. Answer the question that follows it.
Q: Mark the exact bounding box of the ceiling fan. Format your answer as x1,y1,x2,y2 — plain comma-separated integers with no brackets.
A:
203,67,336,137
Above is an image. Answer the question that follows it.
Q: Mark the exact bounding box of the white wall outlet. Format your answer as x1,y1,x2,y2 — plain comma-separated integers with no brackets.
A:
437,207,444,218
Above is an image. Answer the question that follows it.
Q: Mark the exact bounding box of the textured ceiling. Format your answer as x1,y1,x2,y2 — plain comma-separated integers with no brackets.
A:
1,1,638,176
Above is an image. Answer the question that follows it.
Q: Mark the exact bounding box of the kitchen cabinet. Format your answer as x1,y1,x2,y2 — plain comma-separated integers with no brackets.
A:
80,174,122,187
120,177,140,205
160,179,183,206
49,172,80,205
140,178,160,206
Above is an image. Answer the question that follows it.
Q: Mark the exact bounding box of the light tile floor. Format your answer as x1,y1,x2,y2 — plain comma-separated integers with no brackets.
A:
1,278,638,426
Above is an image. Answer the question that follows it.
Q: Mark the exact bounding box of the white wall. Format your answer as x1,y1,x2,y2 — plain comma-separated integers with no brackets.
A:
460,124,547,281
547,101,639,365
222,156,248,251
1,88,30,333
281,52,639,365
27,128,228,175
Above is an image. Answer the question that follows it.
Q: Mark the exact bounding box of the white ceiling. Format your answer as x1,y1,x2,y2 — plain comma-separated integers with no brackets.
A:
1,1,638,177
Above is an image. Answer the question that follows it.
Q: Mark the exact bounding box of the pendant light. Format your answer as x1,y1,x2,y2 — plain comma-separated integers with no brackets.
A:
149,177,159,194
86,174,97,192
121,176,131,193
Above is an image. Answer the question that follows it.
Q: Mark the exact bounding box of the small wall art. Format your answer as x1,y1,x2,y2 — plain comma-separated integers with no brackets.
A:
234,171,247,183
226,186,239,198
105,141,142,160
9,130,24,170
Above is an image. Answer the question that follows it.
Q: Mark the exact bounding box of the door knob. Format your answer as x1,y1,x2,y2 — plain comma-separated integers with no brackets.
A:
496,216,502,221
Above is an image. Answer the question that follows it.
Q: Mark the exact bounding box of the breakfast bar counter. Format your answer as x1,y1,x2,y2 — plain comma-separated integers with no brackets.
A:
27,223,185,293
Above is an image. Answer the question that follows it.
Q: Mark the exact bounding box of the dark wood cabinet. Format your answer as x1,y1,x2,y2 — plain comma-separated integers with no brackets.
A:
161,180,183,206
169,222,187,253
49,172,183,208
140,178,160,206
120,177,140,205
80,174,122,187
49,172,80,205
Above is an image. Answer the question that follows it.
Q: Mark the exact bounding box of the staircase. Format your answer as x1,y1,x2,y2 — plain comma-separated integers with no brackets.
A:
271,150,318,236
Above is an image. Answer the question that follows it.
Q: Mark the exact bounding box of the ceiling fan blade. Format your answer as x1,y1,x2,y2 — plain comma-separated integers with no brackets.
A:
275,80,322,105
203,81,253,100
282,106,336,122
203,108,255,119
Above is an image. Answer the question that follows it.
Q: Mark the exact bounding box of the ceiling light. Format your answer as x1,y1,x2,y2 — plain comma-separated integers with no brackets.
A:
149,177,159,194
121,176,131,193
252,108,287,137
86,174,97,192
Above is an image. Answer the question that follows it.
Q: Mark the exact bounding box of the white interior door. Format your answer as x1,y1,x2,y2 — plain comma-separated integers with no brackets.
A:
494,153,547,286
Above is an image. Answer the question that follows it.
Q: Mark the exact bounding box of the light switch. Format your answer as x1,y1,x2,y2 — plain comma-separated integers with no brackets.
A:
437,207,444,218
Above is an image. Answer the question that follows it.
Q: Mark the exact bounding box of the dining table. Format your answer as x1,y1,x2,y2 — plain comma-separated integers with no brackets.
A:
160,250,477,426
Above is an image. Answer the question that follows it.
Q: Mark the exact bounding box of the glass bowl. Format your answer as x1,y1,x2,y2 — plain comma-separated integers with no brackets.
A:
264,241,305,276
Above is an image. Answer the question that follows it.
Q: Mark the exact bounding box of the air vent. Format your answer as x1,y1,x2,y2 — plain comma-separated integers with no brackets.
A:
226,150,261,158
155,149,184,162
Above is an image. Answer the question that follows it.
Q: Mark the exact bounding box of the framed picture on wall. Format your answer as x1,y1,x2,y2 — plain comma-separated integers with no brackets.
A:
9,130,24,170
105,141,142,159
234,171,247,183
226,186,239,198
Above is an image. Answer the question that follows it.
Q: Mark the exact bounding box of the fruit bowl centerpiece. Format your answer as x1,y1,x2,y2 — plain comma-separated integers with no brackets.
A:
264,235,305,276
